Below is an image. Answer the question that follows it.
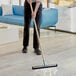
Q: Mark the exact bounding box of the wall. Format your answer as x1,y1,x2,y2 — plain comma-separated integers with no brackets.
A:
0,0,10,5
11,0,19,5
56,7,76,33
0,0,19,5
0,0,47,7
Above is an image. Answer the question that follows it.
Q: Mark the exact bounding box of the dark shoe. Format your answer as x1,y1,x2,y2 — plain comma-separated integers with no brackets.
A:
34,48,41,55
22,47,27,53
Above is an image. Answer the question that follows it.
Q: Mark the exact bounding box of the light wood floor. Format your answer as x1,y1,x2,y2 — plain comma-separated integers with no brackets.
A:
0,27,76,76
0,27,76,56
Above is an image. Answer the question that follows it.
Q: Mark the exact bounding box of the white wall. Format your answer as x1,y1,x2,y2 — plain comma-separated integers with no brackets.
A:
0,0,10,5
0,0,20,5
56,7,76,33
21,0,25,5
11,0,19,5
0,0,47,6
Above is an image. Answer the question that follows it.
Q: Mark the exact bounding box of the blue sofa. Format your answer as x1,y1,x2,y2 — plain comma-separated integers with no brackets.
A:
0,5,58,28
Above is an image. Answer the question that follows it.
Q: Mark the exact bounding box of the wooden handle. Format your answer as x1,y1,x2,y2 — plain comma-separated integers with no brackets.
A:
29,3,46,66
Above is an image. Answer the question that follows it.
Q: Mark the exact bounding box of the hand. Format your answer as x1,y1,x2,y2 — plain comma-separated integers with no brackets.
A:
27,0,32,4
32,12,36,19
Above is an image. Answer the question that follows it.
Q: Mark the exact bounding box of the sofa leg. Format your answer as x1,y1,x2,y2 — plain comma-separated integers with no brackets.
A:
55,26,56,33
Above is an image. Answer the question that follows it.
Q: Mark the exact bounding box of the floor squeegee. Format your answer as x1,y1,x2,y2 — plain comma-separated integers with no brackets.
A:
29,3,58,70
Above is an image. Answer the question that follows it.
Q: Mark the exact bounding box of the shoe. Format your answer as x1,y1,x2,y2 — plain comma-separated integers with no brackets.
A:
34,48,41,55
22,47,27,53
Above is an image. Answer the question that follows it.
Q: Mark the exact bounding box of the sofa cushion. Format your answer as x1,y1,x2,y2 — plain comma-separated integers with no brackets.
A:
13,5,24,16
0,15,24,25
1,4,13,16
41,8,58,28
0,7,2,16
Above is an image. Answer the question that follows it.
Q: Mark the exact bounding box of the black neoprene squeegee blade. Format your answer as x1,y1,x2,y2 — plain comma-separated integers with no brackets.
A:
32,64,58,70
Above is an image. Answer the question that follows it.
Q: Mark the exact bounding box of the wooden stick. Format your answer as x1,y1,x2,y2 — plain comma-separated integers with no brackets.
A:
29,3,46,66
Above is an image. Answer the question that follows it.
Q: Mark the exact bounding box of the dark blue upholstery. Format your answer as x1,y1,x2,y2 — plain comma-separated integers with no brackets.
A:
13,5,24,16
0,7,2,16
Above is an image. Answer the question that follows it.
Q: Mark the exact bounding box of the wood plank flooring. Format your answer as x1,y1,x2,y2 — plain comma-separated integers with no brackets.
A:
0,28,76,76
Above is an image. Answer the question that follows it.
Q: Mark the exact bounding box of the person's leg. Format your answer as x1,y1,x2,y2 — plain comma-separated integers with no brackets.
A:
22,1,31,53
33,3,42,55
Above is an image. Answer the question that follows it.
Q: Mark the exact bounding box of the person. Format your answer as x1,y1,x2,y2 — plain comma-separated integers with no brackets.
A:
22,0,42,55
